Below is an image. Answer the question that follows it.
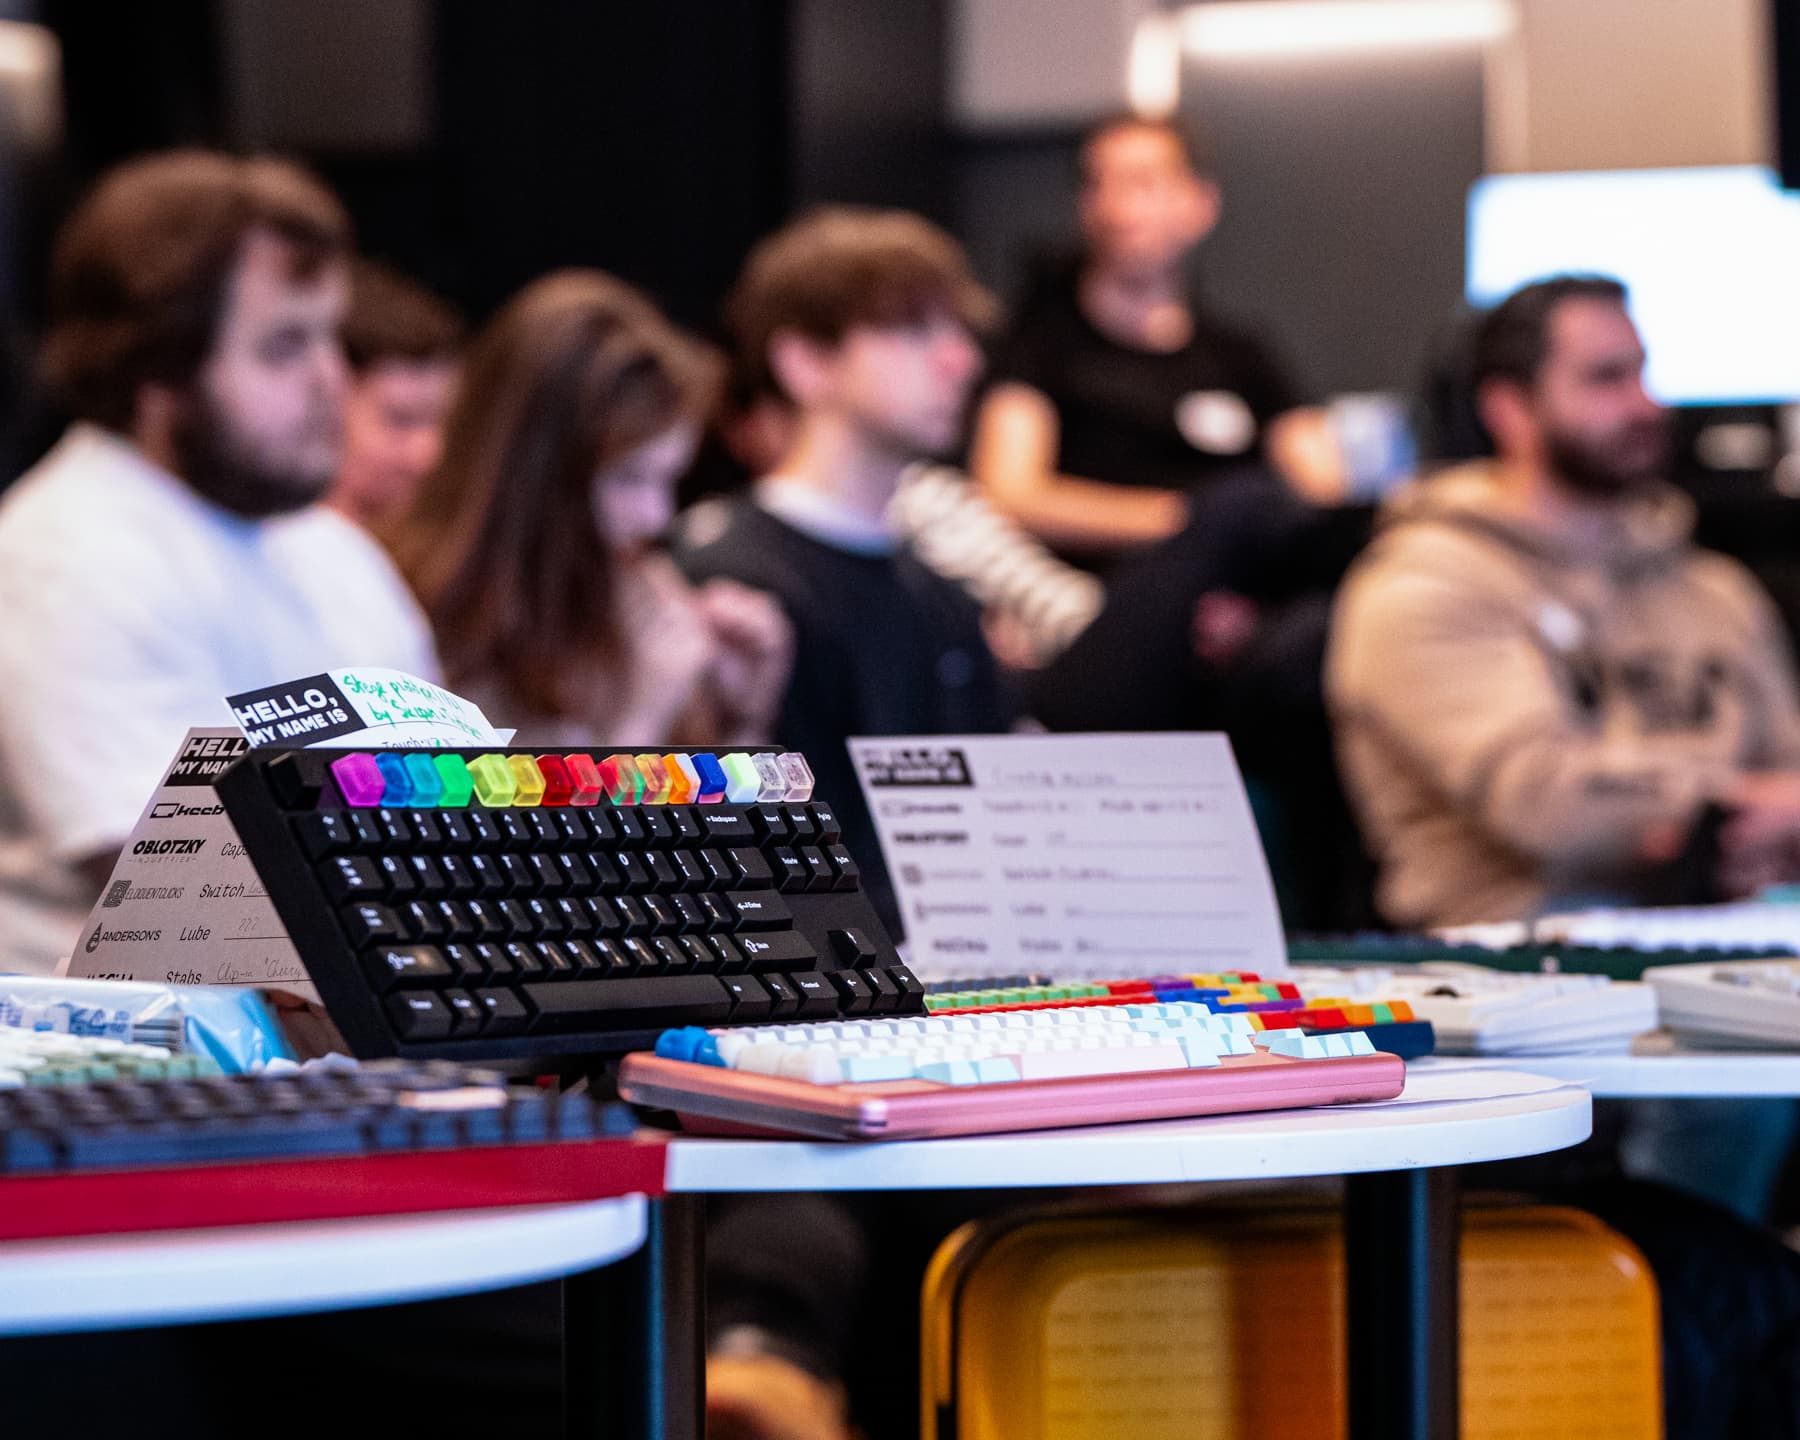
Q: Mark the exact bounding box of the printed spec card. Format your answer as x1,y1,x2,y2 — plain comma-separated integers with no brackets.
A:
850,733,1287,981
60,728,313,992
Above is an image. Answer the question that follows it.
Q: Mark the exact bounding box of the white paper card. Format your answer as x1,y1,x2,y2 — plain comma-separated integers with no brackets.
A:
849,733,1287,981
227,667,504,749
59,728,313,993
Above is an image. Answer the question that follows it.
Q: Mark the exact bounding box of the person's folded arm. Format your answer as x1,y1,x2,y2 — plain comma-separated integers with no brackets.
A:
969,382,1187,553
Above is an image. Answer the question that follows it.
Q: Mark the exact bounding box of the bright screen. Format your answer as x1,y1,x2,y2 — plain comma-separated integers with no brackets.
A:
1466,165,1800,406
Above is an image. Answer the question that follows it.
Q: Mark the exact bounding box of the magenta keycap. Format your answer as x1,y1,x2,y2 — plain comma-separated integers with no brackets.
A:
330,753,386,807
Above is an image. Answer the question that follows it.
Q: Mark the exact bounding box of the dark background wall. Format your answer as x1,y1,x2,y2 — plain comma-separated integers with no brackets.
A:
5,1,1794,419
1181,48,1486,398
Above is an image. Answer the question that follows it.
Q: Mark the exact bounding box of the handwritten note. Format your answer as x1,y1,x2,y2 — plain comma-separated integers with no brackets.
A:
227,668,505,749
850,733,1287,981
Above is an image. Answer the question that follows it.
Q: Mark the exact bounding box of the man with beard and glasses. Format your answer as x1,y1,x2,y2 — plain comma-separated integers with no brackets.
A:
0,152,436,975
1329,274,1800,932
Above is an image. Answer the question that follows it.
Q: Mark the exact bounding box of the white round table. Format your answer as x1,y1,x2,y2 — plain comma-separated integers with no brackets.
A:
663,1066,1591,1190
0,1195,646,1336
1416,1042,1800,1097
659,1068,1590,1440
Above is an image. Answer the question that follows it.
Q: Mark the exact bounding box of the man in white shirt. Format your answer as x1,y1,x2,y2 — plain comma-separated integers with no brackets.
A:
0,151,437,975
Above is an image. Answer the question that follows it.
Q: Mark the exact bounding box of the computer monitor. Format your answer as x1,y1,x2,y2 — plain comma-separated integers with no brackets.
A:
1466,165,1800,407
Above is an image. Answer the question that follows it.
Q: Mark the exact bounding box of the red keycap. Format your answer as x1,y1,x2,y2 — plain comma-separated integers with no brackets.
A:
536,754,573,807
563,753,604,806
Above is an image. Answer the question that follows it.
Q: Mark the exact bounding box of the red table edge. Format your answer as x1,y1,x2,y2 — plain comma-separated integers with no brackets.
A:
0,1133,667,1243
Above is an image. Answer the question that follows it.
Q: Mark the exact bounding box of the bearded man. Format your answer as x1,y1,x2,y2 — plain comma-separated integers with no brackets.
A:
1329,274,1800,929
0,152,436,974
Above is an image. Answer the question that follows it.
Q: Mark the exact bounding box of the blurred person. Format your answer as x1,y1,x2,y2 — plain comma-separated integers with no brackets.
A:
385,269,790,748
674,206,1020,933
970,113,1344,563
1330,274,1800,932
328,258,463,528
691,358,1106,673
0,151,436,977
1329,273,1800,1224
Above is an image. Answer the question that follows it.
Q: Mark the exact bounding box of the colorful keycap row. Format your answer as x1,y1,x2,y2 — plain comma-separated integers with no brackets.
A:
924,973,1290,1013
921,974,1414,1028
328,749,816,811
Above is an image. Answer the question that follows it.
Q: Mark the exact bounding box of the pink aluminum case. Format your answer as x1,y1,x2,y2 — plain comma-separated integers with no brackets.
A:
616,1048,1405,1141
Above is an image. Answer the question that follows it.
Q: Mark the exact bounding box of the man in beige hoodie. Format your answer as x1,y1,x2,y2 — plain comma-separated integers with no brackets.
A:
1330,275,1800,930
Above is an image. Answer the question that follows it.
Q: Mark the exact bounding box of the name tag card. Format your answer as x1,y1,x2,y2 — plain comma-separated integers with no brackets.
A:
60,670,507,992
59,728,311,992
850,733,1286,981
227,667,502,749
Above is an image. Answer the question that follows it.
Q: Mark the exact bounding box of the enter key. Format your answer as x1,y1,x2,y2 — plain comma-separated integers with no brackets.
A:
725,891,794,931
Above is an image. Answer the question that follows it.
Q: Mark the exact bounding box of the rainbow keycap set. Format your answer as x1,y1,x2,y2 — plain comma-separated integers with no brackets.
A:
215,747,922,1066
917,972,1436,1060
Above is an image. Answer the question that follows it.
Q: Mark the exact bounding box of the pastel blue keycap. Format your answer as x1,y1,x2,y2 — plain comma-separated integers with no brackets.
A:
841,1054,916,1083
403,752,445,807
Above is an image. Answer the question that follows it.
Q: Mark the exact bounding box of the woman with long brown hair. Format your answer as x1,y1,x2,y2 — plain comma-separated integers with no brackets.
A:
387,269,790,744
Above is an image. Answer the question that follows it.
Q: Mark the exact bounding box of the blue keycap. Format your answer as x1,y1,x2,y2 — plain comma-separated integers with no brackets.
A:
692,752,728,799
654,1027,707,1063
375,753,414,806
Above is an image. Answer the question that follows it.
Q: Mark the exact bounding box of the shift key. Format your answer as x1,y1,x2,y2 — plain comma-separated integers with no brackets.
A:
736,930,818,972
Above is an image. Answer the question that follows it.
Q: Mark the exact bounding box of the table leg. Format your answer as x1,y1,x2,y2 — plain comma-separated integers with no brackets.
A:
1344,1168,1459,1440
563,1194,707,1439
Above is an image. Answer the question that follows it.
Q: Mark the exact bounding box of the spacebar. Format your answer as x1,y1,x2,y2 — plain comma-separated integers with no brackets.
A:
522,977,734,1033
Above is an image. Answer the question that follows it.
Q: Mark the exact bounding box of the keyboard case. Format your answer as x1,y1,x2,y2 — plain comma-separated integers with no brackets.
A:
616,1047,1404,1141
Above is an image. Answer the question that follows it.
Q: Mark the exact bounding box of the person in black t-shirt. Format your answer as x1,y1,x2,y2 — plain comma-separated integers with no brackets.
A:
674,206,1018,940
970,113,1345,564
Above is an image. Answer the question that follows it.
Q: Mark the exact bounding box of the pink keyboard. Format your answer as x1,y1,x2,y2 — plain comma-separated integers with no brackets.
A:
617,1001,1404,1140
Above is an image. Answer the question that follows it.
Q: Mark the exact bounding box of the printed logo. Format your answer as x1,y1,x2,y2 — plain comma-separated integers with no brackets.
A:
85,923,164,951
151,800,224,820
132,838,205,856
102,879,186,906
168,733,250,786
860,746,973,788
227,673,359,747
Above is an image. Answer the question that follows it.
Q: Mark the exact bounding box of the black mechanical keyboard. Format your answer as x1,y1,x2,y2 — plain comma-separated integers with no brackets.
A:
216,746,925,1064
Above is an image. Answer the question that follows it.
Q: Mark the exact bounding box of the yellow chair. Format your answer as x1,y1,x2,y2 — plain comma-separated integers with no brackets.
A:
922,1203,1661,1440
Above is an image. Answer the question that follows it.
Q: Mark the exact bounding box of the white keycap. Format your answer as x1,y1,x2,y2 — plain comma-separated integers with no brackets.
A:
841,1053,916,1083
777,1047,845,1085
